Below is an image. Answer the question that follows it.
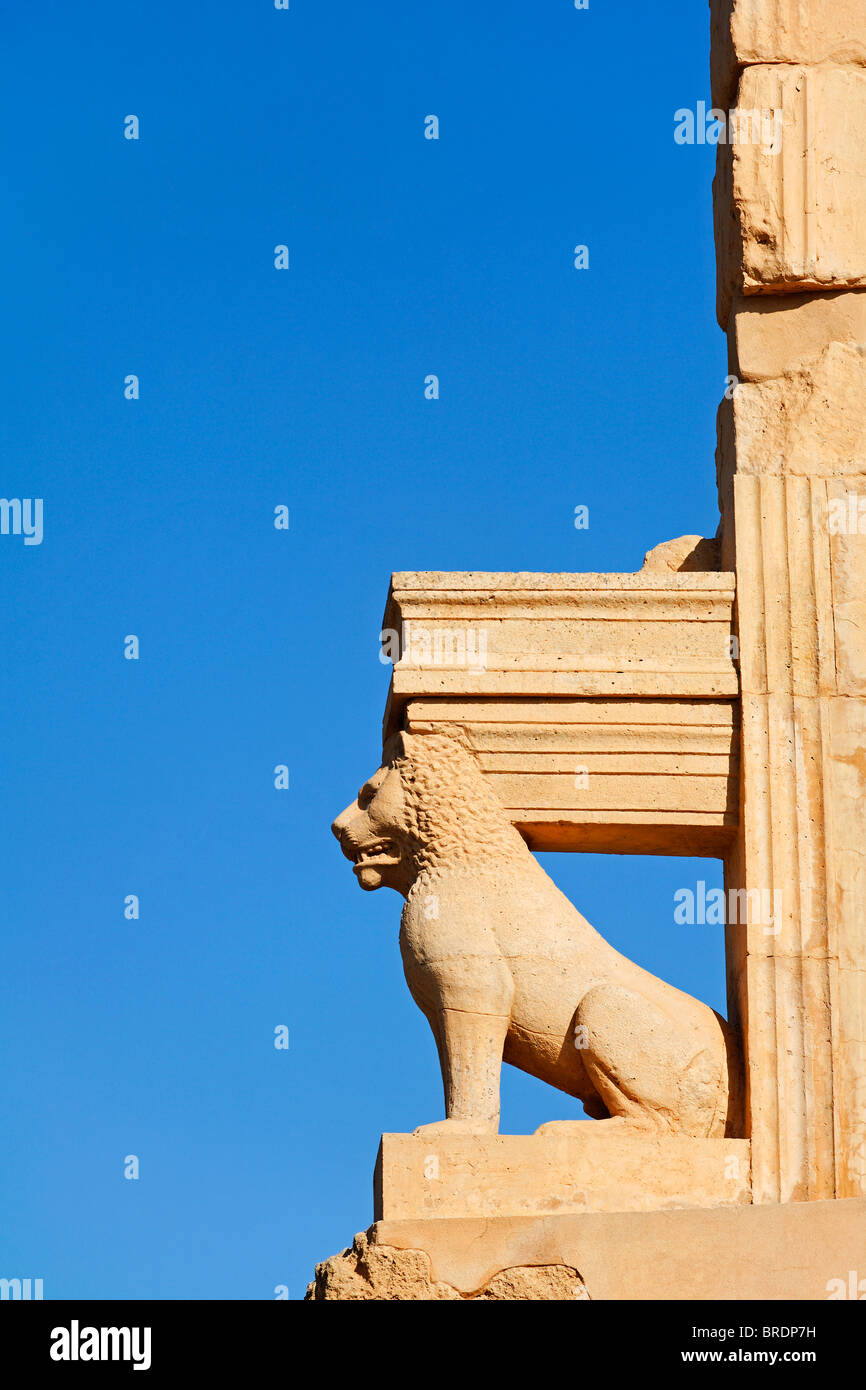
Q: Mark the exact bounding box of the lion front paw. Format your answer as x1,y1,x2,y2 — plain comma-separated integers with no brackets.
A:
412,1118,497,1138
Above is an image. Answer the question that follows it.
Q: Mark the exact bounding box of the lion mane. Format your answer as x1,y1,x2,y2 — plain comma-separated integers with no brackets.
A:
384,732,527,876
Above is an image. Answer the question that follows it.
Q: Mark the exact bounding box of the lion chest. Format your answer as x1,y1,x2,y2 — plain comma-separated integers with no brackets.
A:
398,872,622,1042
399,890,515,1017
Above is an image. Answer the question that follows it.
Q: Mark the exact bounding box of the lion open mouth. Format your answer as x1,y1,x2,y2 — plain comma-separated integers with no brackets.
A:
351,839,401,874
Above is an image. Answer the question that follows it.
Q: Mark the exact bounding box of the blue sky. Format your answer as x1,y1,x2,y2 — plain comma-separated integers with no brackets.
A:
1,1,728,1299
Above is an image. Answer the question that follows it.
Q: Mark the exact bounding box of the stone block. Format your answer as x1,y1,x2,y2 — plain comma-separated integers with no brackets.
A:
718,343,866,482
715,66,866,325
374,1131,752,1221
728,289,866,381
382,571,738,712
712,0,866,108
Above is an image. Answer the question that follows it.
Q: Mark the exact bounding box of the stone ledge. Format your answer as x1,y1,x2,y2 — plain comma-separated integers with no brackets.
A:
373,1197,866,1299
382,571,739,731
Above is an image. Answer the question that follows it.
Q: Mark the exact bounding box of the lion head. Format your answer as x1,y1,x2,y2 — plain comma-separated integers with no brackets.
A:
331,731,527,894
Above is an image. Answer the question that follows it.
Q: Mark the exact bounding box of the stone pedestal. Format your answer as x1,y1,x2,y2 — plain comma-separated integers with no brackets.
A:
374,1132,751,1221
310,1133,866,1300
309,1194,866,1301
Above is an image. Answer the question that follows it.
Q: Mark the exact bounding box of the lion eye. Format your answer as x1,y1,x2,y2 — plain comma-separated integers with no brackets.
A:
358,785,374,809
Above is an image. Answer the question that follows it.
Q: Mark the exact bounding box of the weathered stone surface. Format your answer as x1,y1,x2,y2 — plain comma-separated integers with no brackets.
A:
641,534,721,571
728,289,866,381
715,66,866,326
711,0,866,108
372,1201,866,1299
474,1264,588,1300
306,1230,462,1300
717,343,866,484
305,1229,587,1301
375,1132,751,1220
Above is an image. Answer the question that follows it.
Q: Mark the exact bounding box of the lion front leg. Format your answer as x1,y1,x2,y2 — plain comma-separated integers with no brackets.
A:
413,1007,511,1138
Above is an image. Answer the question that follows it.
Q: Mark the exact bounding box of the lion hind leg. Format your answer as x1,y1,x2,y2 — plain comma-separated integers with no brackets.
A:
571,983,720,1137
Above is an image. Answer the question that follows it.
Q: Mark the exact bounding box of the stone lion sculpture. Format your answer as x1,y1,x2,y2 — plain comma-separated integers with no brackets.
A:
332,731,742,1139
